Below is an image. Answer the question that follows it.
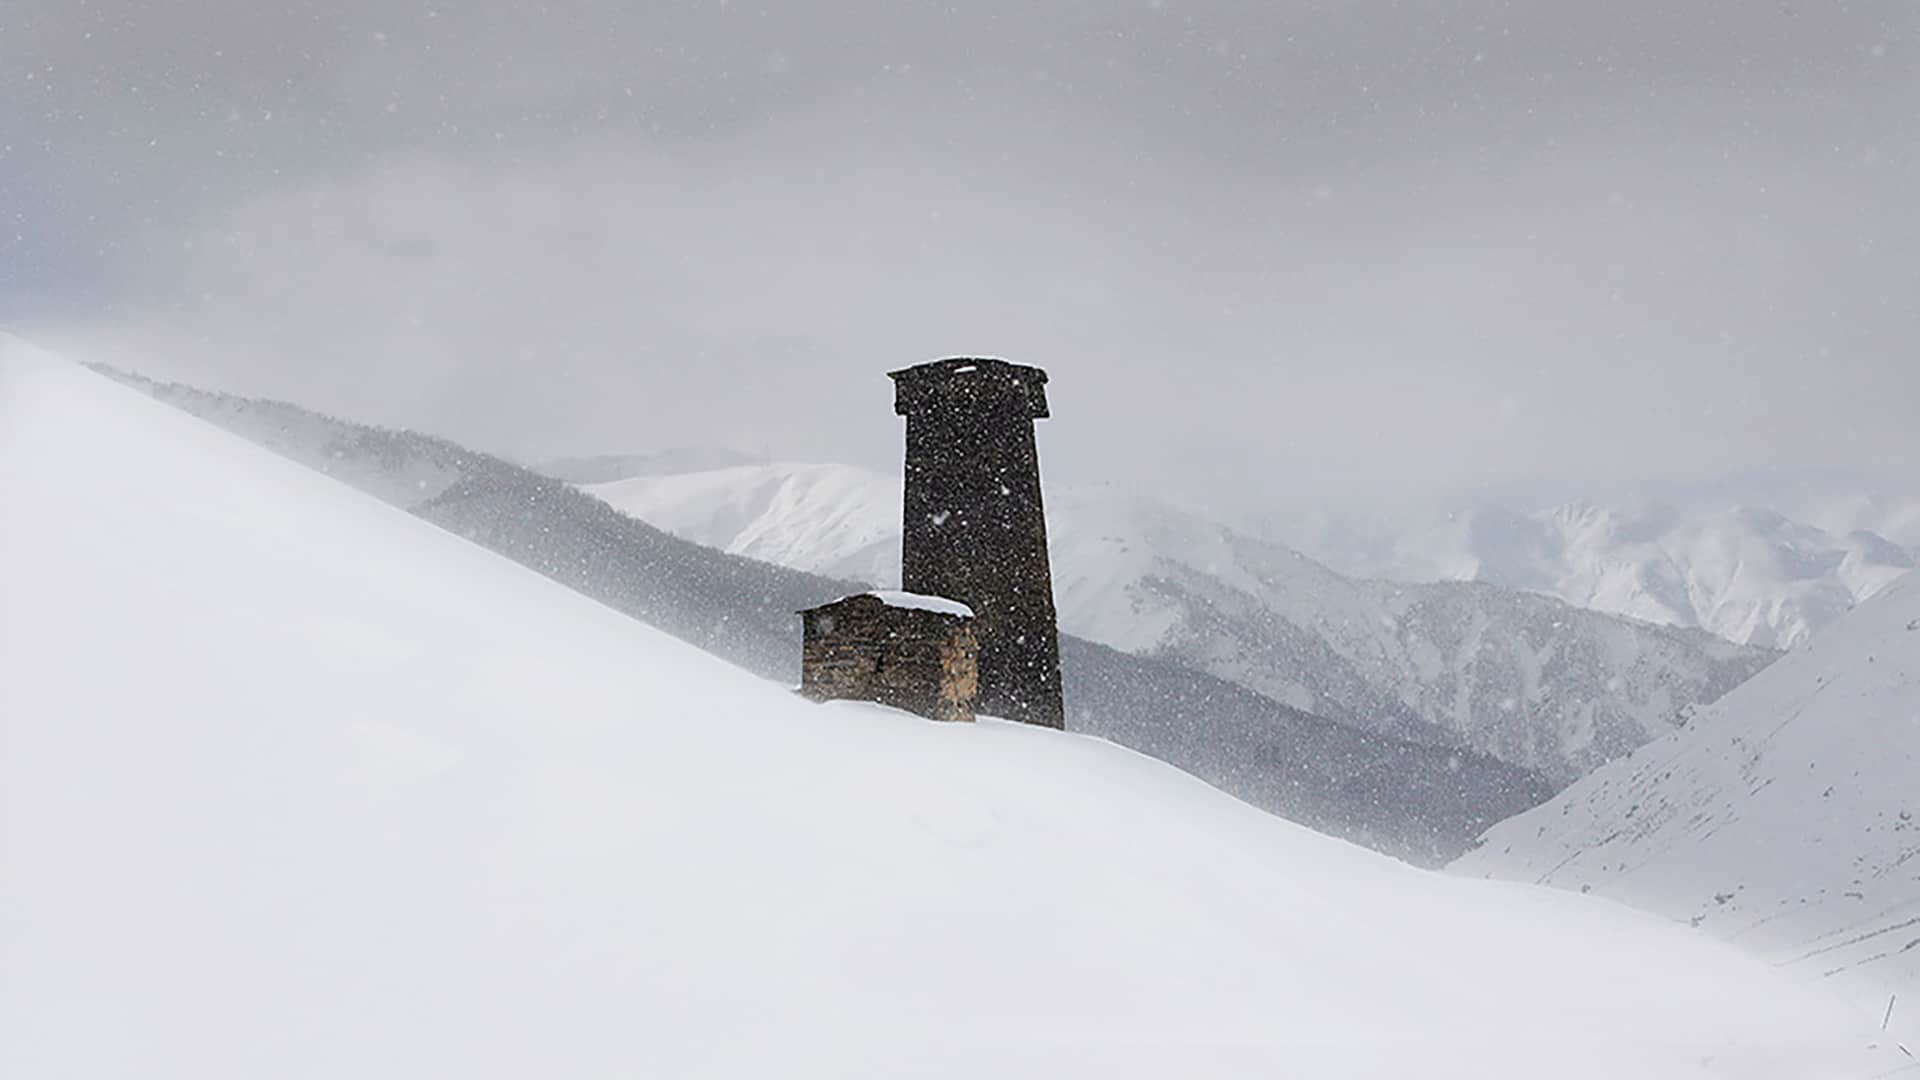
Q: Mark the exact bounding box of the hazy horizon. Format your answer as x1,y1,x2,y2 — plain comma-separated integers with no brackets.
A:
6,0,1916,506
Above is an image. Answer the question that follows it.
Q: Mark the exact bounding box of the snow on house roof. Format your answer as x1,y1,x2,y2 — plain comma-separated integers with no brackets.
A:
797,591,975,619
862,590,974,618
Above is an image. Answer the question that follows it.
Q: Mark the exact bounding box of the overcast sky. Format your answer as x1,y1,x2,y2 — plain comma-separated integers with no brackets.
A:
5,0,1916,505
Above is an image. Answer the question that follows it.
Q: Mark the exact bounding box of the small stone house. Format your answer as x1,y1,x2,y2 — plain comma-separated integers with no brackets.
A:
797,591,979,722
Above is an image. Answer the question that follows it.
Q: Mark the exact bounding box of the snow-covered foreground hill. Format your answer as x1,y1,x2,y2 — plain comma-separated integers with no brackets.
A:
1,349,1906,1078
1453,573,1920,1048
586,463,1770,781
1255,499,1914,650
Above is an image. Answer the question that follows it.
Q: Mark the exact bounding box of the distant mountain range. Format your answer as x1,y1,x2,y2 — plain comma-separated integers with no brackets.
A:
94,367,1551,866
582,462,1774,782
1453,572,1920,1042
1251,497,1916,649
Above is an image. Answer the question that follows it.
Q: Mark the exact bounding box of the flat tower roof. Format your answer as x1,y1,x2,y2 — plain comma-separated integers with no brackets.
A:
888,357,1050,419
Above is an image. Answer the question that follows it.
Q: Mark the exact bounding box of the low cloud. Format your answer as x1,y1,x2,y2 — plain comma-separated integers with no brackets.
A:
10,0,1917,503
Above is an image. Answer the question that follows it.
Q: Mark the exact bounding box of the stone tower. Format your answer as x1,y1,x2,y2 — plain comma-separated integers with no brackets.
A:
890,357,1064,729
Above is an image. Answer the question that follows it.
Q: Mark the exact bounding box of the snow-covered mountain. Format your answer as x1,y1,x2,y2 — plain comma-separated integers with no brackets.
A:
1539,503,1913,648
1253,499,1915,649
585,463,1773,782
1799,492,1920,550
1452,572,1920,1046
4,337,1903,1079
86,363,1552,866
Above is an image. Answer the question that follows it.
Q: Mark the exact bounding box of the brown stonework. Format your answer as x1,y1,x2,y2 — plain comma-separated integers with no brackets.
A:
797,593,979,723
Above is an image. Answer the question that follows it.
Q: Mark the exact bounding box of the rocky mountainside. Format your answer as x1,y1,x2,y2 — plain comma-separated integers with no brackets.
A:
1453,573,1920,1043
586,463,1774,782
92,366,1550,866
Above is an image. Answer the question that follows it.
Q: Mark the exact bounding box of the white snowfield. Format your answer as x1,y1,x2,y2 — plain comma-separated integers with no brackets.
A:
1455,566,1920,1049
0,338,1903,1078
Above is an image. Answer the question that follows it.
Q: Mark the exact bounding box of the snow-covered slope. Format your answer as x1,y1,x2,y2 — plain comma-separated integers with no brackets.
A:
1257,500,1914,649
1,341,1904,1078
1453,573,1920,1046
587,464,1771,781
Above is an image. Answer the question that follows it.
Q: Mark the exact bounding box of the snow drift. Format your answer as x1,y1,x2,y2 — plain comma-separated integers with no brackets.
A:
0,338,1898,1077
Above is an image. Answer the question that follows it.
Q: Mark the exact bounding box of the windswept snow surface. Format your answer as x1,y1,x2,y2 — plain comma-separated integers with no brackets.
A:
1454,574,1920,1048
0,344,1900,1076
539,446,761,484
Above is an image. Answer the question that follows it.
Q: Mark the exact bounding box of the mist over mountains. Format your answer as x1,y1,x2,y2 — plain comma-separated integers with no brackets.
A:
1254,497,1917,649
540,447,763,485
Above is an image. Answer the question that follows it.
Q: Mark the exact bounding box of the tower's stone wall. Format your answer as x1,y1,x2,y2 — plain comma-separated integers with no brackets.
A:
890,357,1064,728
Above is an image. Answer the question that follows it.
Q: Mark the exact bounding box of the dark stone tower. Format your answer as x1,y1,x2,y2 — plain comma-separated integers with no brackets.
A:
890,357,1064,729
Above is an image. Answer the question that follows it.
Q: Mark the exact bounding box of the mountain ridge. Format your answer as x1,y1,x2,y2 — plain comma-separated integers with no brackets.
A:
583,461,1774,781
1253,497,1915,649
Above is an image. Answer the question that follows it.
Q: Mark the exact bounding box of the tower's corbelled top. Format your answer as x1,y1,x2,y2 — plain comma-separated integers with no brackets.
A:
888,357,1049,420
